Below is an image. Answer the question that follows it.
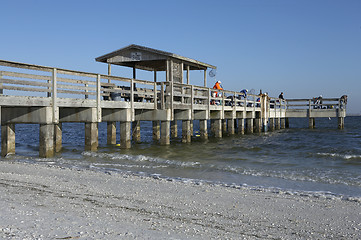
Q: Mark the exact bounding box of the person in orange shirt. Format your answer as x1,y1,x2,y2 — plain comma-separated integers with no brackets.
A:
212,80,223,105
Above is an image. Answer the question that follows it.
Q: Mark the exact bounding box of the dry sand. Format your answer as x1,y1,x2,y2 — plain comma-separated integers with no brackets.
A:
0,161,360,239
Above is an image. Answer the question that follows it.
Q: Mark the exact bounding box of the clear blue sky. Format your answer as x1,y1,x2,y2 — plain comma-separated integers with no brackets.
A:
1,0,360,114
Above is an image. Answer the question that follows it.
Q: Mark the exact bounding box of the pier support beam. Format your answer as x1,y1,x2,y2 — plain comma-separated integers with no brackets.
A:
152,121,160,141
246,118,253,134
199,120,208,140
222,119,227,135
40,124,55,158
1,123,15,157
227,119,235,135
281,118,286,129
309,118,315,129
338,117,344,129
254,118,262,133
160,121,170,145
85,122,98,151
107,122,117,145
262,119,268,132
120,121,131,148
54,123,62,152
132,121,141,143
285,118,290,128
182,120,191,143
237,118,245,135
211,119,222,138
269,118,275,131
275,118,281,130
171,120,178,138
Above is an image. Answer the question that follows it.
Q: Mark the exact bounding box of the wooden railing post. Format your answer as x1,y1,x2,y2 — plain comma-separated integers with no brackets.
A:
154,82,157,109
160,83,164,110
0,71,3,95
52,68,58,123
96,74,101,122
85,83,89,99
131,78,134,121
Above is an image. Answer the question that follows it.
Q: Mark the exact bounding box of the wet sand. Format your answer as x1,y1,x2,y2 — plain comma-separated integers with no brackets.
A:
0,161,360,239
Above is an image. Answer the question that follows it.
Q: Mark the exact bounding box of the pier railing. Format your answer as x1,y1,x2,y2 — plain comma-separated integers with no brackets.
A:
0,59,345,116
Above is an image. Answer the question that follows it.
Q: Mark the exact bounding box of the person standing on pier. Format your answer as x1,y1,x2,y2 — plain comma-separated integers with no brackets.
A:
212,80,223,105
279,92,284,100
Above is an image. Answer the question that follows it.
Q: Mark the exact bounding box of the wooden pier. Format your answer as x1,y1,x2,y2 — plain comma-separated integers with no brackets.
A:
0,45,347,158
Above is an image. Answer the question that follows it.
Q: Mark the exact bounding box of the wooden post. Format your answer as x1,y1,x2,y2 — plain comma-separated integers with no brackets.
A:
54,123,62,152
285,117,290,128
204,69,207,87
187,65,190,85
338,117,344,129
227,119,235,135
238,118,245,135
275,118,281,130
309,118,315,129
160,121,170,145
85,122,98,151
40,124,55,158
107,122,117,145
182,120,191,143
254,118,262,133
132,121,141,143
222,119,227,135
199,119,208,140
0,71,3,95
120,121,131,148
153,121,160,141
1,123,15,157
246,118,253,134
171,120,178,138
212,119,222,138
52,68,59,124
269,118,275,131
280,118,286,129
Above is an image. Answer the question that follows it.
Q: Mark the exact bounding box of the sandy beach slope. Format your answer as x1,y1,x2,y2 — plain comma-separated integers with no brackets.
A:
0,161,359,239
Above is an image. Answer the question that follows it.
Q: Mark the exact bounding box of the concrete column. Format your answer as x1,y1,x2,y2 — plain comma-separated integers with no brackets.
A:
280,118,286,129
107,122,117,145
275,118,281,130
191,121,194,136
237,118,245,135
85,122,98,151
199,119,208,140
40,124,54,158
171,120,178,138
309,118,315,129
222,119,227,135
132,121,141,143
1,123,15,157
285,118,290,128
212,119,222,138
338,117,344,129
227,119,235,135
182,120,191,143
269,118,275,131
246,118,253,134
254,118,262,133
120,121,131,148
152,121,160,141
54,123,62,152
160,121,170,145
262,119,268,132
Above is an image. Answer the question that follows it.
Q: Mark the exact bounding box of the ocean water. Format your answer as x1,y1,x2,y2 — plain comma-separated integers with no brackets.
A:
4,116,361,200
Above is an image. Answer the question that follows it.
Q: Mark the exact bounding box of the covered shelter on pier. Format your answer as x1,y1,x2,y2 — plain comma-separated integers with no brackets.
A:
95,44,216,87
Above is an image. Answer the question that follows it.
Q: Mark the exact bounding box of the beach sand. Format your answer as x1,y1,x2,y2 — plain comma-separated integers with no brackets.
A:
0,161,360,239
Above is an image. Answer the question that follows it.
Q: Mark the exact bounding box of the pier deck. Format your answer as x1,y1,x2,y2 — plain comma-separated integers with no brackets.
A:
0,46,347,157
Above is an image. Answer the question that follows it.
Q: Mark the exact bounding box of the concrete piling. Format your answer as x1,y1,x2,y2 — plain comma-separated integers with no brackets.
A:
85,122,98,151
40,124,54,158
1,123,15,157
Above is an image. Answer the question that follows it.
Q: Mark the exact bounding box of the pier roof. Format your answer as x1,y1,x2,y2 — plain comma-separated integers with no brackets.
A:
95,44,216,71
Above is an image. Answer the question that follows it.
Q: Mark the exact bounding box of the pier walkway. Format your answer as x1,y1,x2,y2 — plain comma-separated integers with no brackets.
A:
0,45,347,157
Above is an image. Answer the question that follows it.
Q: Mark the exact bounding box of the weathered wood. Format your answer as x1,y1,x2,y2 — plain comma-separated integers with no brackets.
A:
39,123,54,158
182,120,191,143
238,118,245,135
85,122,98,151
132,121,141,143
107,122,117,145
1,123,15,157
246,118,253,134
160,121,170,145
199,119,208,140
54,123,62,152
171,120,178,138
152,121,160,141
120,121,131,148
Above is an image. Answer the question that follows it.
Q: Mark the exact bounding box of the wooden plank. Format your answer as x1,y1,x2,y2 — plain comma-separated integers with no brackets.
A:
1,71,51,81
2,85,50,93
0,78,50,87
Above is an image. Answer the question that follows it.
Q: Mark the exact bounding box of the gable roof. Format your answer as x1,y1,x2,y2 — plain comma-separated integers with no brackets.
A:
95,44,216,71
